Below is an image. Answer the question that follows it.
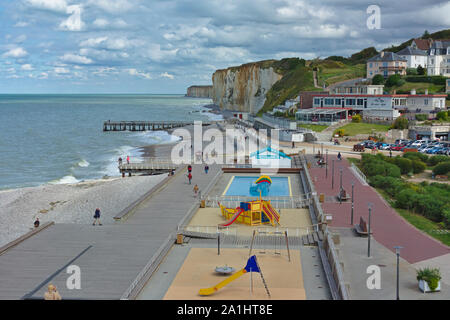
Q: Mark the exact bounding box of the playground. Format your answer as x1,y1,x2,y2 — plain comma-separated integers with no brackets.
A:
163,248,306,300
187,207,312,236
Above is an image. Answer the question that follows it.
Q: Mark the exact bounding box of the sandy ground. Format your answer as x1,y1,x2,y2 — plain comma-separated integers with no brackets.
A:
0,174,166,247
187,208,313,236
163,248,306,300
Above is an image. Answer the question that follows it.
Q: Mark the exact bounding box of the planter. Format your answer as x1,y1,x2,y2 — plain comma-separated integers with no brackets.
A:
418,279,441,293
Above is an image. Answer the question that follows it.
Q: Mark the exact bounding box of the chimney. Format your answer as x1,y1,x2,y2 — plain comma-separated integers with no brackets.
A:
411,89,416,95
380,51,385,58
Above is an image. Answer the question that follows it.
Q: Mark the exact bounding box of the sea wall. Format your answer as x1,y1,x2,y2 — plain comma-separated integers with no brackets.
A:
186,85,213,98
212,63,282,115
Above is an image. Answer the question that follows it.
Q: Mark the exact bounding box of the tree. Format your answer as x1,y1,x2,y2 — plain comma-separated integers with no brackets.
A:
385,74,405,87
422,30,431,39
352,114,362,123
417,65,425,75
372,74,385,85
436,111,448,121
392,117,409,129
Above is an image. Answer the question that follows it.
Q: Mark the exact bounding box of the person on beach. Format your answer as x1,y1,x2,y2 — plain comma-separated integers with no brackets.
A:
337,152,342,161
126,155,130,164
204,164,209,174
187,172,192,184
93,208,102,226
193,184,199,197
44,284,61,300
118,157,122,166
34,217,40,228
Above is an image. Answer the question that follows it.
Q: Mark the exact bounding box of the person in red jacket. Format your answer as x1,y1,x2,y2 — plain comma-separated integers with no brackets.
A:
187,172,192,184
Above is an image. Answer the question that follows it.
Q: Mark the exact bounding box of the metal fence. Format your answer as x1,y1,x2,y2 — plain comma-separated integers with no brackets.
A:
204,195,312,209
350,162,368,185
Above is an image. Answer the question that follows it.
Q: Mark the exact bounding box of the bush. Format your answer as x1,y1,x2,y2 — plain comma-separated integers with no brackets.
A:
406,68,418,76
432,162,450,175
417,65,425,75
386,74,404,87
415,114,428,121
334,128,345,137
417,268,442,291
427,155,449,167
405,75,446,85
372,74,384,85
392,117,409,129
352,114,362,123
395,189,417,210
443,208,450,229
395,157,413,174
412,160,426,174
436,111,448,121
403,152,428,162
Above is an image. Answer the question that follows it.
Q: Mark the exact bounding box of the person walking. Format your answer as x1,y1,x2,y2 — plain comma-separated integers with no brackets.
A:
187,172,192,185
188,165,192,173
337,152,342,161
118,157,122,166
204,164,209,174
93,208,102,226
126,155,130,164
193,184,199,197
34,217,40,228
44,284,62,300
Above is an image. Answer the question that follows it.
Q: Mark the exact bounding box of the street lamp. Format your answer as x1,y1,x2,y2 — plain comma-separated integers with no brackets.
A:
331,160,335,189
326,149,328,178
394,246,403,300
368,203,373,257
339,168,343,204
351,182,354,225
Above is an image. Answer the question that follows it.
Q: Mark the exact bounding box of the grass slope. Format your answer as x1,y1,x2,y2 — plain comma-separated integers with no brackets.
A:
336,123,390,136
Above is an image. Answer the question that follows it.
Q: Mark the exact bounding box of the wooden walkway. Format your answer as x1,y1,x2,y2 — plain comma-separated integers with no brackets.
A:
0,165,220,300
119,160,178,175
103,121,214,132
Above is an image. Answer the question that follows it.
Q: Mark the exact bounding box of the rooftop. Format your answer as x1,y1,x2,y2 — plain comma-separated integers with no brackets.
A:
367,51,407,62
397,46,427,56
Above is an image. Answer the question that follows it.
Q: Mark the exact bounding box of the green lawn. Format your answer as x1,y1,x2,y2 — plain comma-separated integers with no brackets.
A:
387,82,445,94
335,122,390,136
317,63,366,87
376,188,450,247
298,124,328,132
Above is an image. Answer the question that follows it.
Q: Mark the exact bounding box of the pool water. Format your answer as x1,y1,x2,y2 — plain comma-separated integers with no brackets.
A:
225,176,291,197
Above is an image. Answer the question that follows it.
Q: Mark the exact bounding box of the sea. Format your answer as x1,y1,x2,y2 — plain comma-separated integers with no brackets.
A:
0,94,219,190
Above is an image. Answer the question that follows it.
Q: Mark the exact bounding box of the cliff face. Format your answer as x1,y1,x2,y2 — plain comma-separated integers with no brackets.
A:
186,85,213,98
212,63,282,114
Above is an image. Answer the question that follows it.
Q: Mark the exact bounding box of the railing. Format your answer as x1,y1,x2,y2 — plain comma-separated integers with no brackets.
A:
177,225,238,236
120,233,175,300
350,162,368,185
204,195,312,209
322,227,350,300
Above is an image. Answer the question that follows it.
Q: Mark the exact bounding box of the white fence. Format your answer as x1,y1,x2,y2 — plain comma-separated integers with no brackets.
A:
204,195,312,209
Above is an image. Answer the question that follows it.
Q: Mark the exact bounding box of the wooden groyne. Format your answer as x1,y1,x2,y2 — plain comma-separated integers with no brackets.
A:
103,121,214,132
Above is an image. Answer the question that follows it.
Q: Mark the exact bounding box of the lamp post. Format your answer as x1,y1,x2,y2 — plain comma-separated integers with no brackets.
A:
351,182,354,225
368,203,373,257
339,168,343,204
331,160,335,189
326,149,328,178
394,246,403,300
321,143,324,158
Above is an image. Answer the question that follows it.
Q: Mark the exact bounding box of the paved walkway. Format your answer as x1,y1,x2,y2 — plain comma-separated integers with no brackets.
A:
0,164,219,300
309,157,449,264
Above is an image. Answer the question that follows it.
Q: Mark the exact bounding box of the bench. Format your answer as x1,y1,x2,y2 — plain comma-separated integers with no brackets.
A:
354,217,372,237
337,188,350,202
353,144,365,152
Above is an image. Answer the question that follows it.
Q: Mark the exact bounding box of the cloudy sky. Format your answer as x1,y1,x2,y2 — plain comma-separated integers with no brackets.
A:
0,0,449,94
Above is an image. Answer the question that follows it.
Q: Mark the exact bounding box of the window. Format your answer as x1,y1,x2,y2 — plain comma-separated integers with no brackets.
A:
424,99,428,105
346,98,355,106
314,98,320,106
357,99,364,106
369,71,373,76
325,98,334,106
369,63,373,68
335,98,341,105
383,62,388,67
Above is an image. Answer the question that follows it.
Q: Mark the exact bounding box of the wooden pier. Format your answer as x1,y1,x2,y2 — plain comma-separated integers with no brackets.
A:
119,160,178,176
103,121,214,132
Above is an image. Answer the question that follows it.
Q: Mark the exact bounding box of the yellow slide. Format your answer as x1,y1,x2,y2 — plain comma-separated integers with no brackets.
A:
199,269,246,296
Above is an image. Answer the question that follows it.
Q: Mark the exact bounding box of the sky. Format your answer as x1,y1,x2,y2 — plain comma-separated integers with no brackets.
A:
0,0,449,94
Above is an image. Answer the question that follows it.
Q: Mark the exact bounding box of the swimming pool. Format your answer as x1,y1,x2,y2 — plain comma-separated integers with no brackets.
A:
224,176,291,197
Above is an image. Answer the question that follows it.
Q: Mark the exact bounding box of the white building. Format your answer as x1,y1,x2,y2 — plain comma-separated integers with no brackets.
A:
397,46,428,69
330,78,384,95
427,40,450,76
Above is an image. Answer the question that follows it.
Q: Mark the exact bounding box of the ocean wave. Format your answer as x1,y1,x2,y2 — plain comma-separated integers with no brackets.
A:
49,175,80,185
132,130,182,145
101,145,145,177
77,159,90,167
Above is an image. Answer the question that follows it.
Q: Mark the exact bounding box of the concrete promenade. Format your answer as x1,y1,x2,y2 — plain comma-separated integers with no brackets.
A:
0,164,219,300
308,157,449,264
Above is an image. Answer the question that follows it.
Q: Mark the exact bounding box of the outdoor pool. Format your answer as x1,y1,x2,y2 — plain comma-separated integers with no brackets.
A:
224,176,291,197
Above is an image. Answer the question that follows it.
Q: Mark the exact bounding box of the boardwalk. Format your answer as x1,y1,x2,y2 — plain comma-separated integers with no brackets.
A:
103,121,214,132
309,157,449,264
0,165,219,300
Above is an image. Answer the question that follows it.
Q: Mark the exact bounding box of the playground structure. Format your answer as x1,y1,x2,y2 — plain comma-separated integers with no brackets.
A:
218,197,281,227
199,255,270,297
249,175,272,196
249,230,291,262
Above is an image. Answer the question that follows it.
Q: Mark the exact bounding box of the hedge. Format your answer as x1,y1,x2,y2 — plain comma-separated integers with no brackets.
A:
427,155,450,167
432,162,450,175
403,152,428,162
412,160,426,174
405,75,447,85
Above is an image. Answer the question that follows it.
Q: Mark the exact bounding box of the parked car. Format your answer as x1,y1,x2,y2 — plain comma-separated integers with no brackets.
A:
390,144,403,151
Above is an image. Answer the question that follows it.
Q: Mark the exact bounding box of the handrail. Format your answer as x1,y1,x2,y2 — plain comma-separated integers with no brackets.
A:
351,162,368,185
